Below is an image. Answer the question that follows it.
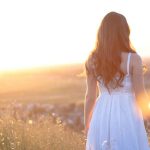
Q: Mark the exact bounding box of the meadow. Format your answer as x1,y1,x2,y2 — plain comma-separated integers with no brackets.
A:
0,63,86,150
0,113,85,150
0,63,86,106
0,59,150,150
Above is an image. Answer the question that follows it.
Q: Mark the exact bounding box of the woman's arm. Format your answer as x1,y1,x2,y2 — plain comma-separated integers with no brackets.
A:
131,53,150,119
84,59,98,137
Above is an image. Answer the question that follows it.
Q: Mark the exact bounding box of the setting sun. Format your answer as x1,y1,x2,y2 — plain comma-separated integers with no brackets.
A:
0,0,150,71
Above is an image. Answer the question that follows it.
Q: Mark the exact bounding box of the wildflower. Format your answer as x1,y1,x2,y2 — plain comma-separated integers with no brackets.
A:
56,117,62,124
28,120,33,124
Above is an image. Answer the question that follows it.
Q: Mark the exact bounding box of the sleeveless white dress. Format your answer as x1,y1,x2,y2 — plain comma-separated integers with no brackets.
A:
86,53,150,150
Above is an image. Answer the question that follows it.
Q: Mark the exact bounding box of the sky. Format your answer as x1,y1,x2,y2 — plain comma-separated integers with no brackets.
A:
0,0,150,71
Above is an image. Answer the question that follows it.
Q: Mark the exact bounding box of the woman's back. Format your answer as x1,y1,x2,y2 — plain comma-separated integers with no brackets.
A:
97,52,134,94
86,53,150,150
84,11,150,150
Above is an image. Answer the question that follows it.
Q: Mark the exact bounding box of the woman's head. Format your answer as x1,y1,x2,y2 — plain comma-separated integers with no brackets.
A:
85,11,136,92
97,11,132,53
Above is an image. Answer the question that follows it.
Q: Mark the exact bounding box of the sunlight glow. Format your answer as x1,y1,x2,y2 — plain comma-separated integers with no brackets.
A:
0,0,150,71
136,92,150,119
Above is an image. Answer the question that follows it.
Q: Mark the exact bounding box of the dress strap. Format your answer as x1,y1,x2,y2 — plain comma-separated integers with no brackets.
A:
127,52,131,76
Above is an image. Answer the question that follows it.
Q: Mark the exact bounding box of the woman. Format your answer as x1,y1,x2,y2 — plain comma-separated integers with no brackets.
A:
84,11,150,150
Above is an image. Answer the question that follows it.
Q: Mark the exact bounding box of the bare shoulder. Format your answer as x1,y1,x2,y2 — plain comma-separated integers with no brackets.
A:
131,53,143,66
130,53,144,76
86,54,96,68
85,54,96,76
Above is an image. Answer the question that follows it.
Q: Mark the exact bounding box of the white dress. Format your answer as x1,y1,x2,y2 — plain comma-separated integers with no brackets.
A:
86,52,150,150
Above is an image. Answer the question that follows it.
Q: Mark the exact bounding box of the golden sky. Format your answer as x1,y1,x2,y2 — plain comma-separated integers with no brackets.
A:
0,0,150,71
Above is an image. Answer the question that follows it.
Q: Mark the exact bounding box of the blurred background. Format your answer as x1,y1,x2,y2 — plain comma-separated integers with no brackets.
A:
0,0,150,149
0,0,149,103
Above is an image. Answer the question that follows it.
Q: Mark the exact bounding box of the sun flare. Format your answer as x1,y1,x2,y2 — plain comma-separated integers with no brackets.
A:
0,0,150,71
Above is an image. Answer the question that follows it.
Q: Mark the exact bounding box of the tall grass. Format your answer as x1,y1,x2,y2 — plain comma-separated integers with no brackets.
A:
0,63,149,150
0,114,85,150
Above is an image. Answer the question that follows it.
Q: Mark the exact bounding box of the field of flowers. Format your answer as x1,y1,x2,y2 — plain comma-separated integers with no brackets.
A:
0,61,149,150
0,107,85,150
